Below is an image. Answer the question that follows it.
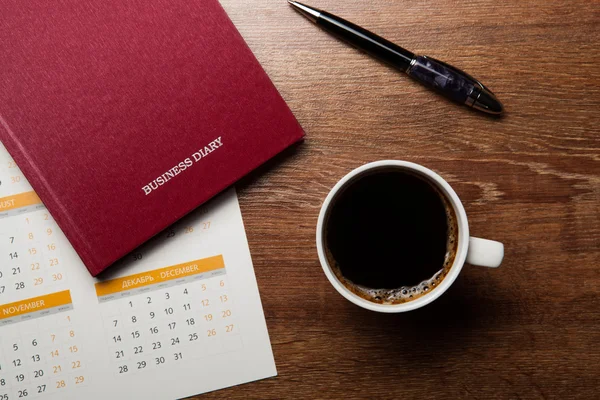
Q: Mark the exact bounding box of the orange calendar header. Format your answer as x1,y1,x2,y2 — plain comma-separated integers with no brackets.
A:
0,290,72,320
95,255,225,297
0,191,42,212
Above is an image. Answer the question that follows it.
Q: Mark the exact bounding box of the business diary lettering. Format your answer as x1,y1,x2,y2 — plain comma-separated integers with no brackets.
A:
142,137,223,195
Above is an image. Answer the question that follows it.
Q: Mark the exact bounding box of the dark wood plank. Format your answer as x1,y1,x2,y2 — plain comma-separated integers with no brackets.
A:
190,0,600,398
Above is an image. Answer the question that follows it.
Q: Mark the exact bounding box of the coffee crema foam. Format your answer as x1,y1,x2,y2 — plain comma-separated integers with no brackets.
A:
325,180,459,305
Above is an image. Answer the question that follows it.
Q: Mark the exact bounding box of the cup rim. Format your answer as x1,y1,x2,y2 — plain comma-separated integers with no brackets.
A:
316,160,470,313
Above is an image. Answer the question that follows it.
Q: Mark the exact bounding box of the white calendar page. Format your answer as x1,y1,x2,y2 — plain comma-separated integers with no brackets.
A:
0,143,276,400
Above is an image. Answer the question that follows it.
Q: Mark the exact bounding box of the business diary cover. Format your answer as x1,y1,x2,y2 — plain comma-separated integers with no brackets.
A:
0,0,304,276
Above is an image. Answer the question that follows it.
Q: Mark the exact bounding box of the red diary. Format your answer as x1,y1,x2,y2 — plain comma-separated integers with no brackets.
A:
0,0,304,276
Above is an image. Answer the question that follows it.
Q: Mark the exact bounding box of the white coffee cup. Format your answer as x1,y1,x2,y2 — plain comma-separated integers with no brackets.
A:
316,160,504,313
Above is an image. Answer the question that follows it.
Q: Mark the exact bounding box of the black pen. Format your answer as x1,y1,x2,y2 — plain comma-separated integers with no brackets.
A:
288,1,504,115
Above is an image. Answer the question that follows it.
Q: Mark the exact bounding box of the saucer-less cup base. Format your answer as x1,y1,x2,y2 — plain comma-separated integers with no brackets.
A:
316,161,504,313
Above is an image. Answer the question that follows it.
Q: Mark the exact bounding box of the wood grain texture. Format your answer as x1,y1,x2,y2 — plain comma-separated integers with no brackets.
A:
191,0,600,398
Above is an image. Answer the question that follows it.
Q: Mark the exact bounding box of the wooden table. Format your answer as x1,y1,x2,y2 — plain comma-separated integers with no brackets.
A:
198,1,600,398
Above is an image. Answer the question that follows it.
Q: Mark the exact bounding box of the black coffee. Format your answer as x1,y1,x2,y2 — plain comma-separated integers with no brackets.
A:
324,169,458,304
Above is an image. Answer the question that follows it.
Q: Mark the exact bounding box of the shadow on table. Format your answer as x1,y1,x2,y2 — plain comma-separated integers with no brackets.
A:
340,275,517,364
234,142,305,195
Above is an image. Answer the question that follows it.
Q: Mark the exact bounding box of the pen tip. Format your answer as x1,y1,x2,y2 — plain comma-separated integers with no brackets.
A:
287,1,321,22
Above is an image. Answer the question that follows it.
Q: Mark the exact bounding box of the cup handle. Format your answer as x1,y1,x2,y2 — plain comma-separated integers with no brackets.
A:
466,237,504,268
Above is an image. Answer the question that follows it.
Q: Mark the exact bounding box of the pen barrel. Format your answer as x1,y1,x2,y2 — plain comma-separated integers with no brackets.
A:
318,11,415,71
406,56,482,105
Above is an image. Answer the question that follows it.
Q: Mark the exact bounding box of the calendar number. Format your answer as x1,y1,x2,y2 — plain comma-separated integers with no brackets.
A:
226,324,234,333
31,354,40,362
134,346,143,354
152,342,161,350
53,365,61,374
174,352,183,361
115,350,124,359
188,333,198,341
132,253,143,261
207,329,216,337
12,359,21,367
15,374,25,382
33,369,44,378
72,361,81,369
222,310,232,318
155,357,165,365
118,365,128,374
15,282,25,290
170,337,180,346
17,389,27,397
37,385,46,393
8,252,18,259
75,376,85,385
137,361,146,369
56,380,66,388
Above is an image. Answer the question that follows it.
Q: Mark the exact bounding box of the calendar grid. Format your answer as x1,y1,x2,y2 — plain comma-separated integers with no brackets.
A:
1,142,274,399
